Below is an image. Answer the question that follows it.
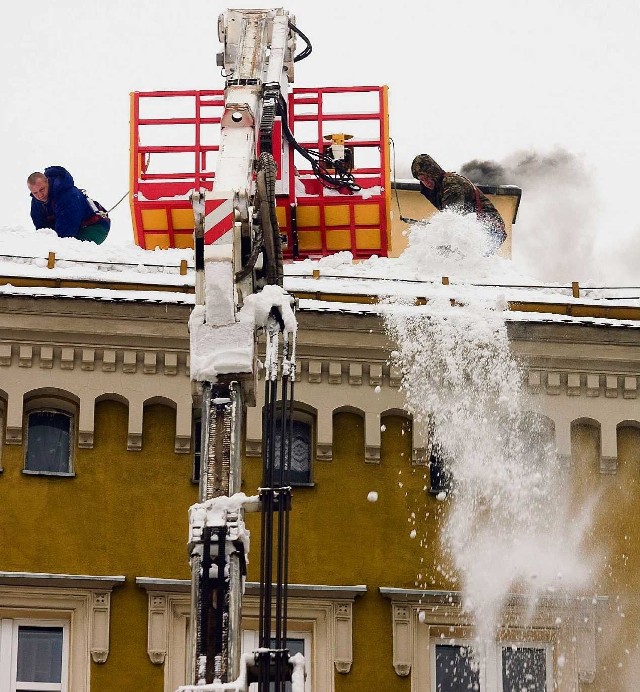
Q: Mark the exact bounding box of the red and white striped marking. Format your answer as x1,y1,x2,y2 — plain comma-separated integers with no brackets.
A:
204,197,234,244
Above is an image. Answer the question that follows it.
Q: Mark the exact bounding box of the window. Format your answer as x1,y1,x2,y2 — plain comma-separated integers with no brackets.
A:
24,410,73,475
193,417,202,484
429,442,451,495
430,640,550,692
243,630,311,692
0,619,69,692
435,644,480,691
501,644,548,692
273,417,312,485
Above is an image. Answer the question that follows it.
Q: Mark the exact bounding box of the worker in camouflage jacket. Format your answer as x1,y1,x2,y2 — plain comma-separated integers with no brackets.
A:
27,166,110,244
411,154,506,251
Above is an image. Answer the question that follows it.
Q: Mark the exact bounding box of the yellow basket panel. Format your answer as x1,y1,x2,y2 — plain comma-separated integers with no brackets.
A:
324,205,350,227
276,206,287,226
297,206,321,228
297,230,323,251
141,209,168,232
171,208,195,230
326,230,352,251
144,233,171,250
354,204,380,226
174,234,194,249
355,227,381,249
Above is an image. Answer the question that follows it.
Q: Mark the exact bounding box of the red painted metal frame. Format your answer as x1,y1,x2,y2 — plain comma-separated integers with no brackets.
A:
130,86,389,257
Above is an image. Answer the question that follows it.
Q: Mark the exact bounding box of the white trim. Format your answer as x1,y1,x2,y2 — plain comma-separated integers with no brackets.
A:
0,618,69,692
0,572,125,590
137,582,365,692
380,587,600,692
0,581,123,689
9,618,69,692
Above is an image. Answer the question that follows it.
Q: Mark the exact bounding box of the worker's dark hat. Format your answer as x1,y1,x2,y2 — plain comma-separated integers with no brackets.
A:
411,154,444,180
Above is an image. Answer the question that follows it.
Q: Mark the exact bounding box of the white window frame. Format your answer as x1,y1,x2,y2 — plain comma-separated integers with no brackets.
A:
0,618,70,692
0,575,124,692
242,629,312,692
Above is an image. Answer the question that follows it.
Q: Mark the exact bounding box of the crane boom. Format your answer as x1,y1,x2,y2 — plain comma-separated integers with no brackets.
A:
181,8,300,691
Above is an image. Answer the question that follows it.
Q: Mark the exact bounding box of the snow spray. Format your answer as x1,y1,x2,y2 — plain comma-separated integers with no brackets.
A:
383,211,593,645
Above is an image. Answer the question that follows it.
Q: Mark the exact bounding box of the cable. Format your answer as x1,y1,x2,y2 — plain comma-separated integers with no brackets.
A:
288,22,312,63
106,190,129,214
277,95,360,192
390,136,421,224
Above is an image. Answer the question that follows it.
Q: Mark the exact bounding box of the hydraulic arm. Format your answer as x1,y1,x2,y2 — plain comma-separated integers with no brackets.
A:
180,8,301,691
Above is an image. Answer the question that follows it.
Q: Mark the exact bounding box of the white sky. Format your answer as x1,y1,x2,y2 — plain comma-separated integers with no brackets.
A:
2,0,639,283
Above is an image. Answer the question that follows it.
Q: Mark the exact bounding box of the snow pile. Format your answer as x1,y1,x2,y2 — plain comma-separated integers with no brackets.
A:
384,211,594,644
0,226,193,286
190,284,296,381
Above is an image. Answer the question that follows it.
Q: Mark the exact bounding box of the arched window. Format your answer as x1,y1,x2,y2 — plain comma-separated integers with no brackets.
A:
25,410,73,474
23,393,77,476
273,416,313,486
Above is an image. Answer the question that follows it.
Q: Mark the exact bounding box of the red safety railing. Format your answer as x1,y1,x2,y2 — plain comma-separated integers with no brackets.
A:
130,86,391,257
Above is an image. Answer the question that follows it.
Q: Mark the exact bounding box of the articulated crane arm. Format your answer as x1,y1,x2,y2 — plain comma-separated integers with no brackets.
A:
180,8,303,692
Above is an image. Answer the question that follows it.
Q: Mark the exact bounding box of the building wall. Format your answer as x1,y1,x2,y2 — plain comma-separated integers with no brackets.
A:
0,292,638,690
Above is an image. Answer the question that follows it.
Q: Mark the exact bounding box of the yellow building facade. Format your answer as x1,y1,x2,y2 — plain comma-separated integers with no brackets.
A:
0,187,639,691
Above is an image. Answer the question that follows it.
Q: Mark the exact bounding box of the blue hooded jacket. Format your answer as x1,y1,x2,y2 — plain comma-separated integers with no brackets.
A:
30,166,99,238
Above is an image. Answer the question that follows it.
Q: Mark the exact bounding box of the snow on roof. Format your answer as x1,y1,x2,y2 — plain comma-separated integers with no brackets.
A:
1,220,639,328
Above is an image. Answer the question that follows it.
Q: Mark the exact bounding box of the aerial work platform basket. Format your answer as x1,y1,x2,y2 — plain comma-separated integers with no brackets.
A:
129,86,391,258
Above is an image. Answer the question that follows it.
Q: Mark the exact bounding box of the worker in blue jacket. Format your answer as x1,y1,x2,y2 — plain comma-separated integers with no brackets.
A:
27,166,110,244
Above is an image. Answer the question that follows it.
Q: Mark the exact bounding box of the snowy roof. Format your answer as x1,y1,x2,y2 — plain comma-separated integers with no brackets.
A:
0,223,638,328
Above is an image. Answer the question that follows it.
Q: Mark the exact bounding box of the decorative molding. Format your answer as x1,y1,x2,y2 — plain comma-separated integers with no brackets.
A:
147,594,168,664
369,363,383,386
391,604,412,676
5,425,22,445
128,432,142,452
546,371,561,395
605,375,618,398
586,374,600,396
623,376,638,399
317,443,333,461
78,430,94,449
575,603,597,683
328,361,342,384
0,572,124,668
174,435,191,455
567,372,581,396
164,352,178,375
40,345,54,368
0,344,12,366
348,363,362,386
61,347,75,370
123,350,137,373
412,447,428,466
90,591,111,663
389,365,402,388
19,345,33,368
246,439,262,457
334,601,353,673
81,349,95,371
102,350,117,372
365,445,381,464
308,360,323,383
528,369,541,392
0,571,125,589
144,351,157,375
